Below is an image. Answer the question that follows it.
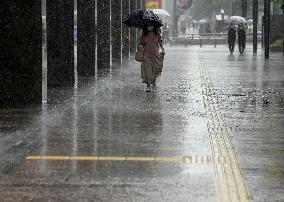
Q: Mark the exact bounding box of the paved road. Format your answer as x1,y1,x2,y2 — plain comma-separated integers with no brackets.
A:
0,45,283,201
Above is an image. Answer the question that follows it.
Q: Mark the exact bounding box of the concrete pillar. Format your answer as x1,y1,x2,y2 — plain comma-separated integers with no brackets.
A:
77,0,96,76
97,0,111,70
173,0,178,37
136,0,142,48
137,0,141,10
253,0,258,53
281,0,284,56
130,0,137,55
242,0,247,18
122,0,130,59
0,1,42,106
47,0,74,87
264,0,270,59
111,0,122,65
142,0,146,9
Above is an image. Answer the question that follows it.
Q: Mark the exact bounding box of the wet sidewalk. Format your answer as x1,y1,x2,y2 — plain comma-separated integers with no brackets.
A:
0,45,284,201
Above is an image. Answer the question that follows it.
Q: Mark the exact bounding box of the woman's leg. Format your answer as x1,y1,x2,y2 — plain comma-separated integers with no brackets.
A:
229,44,233,52
144,59,155,85
146,83,151,92
141,62,146,83
151,79,157,90
142,59,152,92
242,41,246,52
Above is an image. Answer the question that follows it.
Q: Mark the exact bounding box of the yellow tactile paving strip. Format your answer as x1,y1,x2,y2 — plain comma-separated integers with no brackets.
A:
198,54,252,202
26,155,237,165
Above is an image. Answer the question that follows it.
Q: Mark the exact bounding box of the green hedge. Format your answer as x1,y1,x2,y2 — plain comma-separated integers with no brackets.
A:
272,38,283,46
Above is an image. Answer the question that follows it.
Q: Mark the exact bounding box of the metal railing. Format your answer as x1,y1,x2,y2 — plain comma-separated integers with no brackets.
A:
169,33,258,47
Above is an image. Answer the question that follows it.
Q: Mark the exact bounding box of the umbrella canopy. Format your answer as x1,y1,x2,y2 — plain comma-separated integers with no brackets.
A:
216,14,229,21
123,10,144,28
199,19,207,24
228,16,247,25
123,10,163,29
247,19,253,25
152,9,171,17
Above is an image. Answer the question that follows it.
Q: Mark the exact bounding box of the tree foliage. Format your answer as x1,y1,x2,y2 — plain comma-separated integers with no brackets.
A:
191,0,233,20
272,0,282,4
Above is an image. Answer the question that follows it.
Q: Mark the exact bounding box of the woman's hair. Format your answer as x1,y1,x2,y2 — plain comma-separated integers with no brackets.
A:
142,24,160,36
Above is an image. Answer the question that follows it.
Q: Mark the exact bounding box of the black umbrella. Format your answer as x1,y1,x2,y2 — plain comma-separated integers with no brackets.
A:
123,10,163,29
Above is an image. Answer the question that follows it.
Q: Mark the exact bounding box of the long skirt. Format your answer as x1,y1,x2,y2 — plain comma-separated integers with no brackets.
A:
141,56,163,85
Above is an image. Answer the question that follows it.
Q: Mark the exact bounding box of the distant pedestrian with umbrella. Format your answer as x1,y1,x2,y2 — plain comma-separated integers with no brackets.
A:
124,10,165,92
228,23,236,53
237,23,247,54
227,16,247,54
162,22,169,45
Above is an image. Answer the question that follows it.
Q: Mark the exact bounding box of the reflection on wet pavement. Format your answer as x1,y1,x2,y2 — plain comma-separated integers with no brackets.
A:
0,45,284,201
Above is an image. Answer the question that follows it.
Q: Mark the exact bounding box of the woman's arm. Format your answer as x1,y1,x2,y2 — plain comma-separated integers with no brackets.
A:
158,34,164,53
139,34,144,47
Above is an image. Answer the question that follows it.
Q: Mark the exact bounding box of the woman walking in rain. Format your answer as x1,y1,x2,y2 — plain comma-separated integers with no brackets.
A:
237,23,246,54
228,23,236,53
139,22,165,92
